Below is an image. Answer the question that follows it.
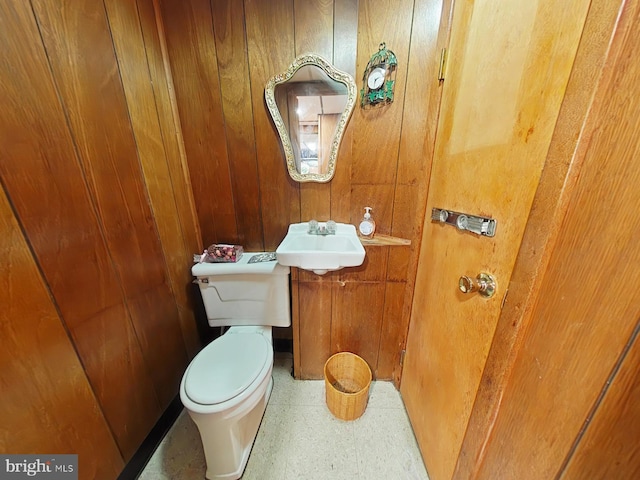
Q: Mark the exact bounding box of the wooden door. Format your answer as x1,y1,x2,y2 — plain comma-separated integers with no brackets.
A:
400,1,592,479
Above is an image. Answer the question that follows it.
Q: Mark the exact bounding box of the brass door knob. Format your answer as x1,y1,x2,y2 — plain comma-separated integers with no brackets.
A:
458,273,496,298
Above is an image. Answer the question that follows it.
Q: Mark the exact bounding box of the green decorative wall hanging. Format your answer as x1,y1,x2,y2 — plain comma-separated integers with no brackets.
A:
360,42,397,108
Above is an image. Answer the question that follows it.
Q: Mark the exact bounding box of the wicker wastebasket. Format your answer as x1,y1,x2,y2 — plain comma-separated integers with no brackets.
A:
324,352,372,421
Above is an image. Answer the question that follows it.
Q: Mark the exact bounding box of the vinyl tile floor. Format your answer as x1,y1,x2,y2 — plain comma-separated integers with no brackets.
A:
138,353,429,480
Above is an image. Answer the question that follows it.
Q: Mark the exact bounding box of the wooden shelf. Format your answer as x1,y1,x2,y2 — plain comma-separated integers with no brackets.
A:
359,234,411,246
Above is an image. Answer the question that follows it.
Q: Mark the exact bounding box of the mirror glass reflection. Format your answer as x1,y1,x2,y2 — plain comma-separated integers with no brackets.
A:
265,54,357,183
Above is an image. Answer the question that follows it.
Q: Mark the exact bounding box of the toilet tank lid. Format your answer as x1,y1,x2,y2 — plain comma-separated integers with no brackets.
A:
192,252,289,276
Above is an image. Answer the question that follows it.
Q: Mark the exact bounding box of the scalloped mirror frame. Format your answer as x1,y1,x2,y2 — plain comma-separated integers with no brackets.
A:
265,53,357,183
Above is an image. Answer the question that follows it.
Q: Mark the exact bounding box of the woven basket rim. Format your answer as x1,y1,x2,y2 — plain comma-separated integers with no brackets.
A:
324,351,372,396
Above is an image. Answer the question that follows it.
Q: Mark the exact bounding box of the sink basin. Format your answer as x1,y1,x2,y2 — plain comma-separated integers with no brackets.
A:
276,222,366,275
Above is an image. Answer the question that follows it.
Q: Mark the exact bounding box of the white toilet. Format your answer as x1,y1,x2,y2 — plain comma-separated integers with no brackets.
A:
180,253,290,480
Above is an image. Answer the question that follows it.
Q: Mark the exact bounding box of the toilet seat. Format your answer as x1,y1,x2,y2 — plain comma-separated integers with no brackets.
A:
183,333,270,406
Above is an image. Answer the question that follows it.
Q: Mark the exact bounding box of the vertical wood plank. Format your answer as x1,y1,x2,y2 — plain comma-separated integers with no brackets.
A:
389,0,445,282
561,323,640,479
294,0,333,58
0,188,124,479
296,0,334,222
376,281,407,379
386,186,414,280
331,282,386,374
212,0,264,251
290,274,302,376
330,122,354,222
32,0,165,293
245,0,299,250
141,0,204,357
298,281,333,378
140,0,203,257
395,0,445,186
334,0,359,78
33,0,187,412
0,0,161,458
160,0,237,245
104,0,199,363
351,0,416,185
330,0,358,223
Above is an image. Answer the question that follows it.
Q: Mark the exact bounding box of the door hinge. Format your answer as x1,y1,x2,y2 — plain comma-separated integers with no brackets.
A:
400,349,407,366
438,48,447,81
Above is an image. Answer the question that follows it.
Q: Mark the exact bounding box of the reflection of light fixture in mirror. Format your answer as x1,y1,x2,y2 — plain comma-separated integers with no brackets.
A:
265,53,357,183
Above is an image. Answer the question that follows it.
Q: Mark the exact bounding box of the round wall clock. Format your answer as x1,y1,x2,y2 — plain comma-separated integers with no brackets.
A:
367,67,386,90
360,43,397,108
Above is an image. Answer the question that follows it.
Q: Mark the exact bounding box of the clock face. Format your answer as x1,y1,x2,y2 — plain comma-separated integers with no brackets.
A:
367,67,386,90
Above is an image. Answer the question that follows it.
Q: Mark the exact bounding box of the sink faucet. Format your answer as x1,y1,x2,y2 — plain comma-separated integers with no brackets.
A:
308,220,337,235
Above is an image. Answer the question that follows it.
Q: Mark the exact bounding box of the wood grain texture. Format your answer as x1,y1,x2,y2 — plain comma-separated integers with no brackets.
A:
333,0,359,78
331,282,386,375
386,185,417,280
157,0,440,384
290,275,302,376
32,0,186,414
298,282,333,378
142,0,204,357
472,0,640,476
294,0,333,59
104,0,196,371
339,247,389,283
32,0,166,294
142,0,204,258
71,304,160,459
359,233,411,246
245,0,300,250
401,0,593,478
0,188,123,480
351,0,416,185
375,281,407,378
561,323,640,479
212,0,264,251
160,0,237,245
296,0,334,221
0,0,161,459
330,122,354,223
388,0,447,360
454,0,625,476
329,0,358,224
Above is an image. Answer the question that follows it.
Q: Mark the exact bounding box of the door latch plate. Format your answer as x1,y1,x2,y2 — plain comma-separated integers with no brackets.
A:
431,208,497,237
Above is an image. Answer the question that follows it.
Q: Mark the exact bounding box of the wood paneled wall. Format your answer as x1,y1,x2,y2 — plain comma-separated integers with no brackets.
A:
160,0,445,382
0,187,123,479
0,0,201,472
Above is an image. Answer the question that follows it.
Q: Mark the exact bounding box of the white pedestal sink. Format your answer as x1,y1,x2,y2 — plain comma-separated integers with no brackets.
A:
276,222,366,275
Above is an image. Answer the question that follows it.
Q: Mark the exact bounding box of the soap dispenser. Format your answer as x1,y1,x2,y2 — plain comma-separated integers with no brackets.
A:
358,207,376,238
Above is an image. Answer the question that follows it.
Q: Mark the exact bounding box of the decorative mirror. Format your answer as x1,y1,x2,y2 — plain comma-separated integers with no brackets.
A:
265,54,357,183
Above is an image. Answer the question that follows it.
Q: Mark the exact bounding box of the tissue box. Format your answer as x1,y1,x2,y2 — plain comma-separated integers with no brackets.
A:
205,244,243,263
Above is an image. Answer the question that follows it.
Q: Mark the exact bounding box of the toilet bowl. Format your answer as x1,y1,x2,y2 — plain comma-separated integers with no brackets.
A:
180,326,274,480
183,253,290,480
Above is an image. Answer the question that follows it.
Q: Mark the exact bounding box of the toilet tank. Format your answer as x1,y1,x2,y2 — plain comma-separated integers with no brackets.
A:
192,253,291,328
